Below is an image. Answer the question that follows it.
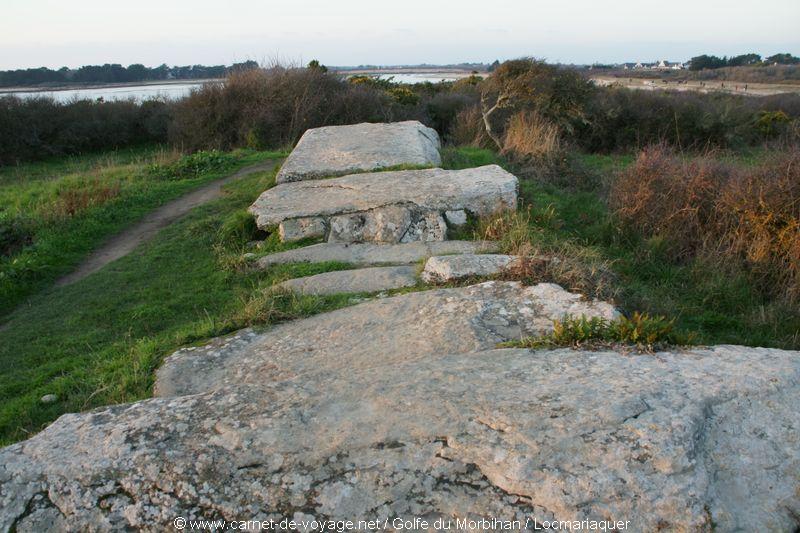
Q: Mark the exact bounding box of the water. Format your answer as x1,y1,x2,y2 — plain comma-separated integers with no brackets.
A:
376,73,473,84
1,73,474,102
1,82,210,102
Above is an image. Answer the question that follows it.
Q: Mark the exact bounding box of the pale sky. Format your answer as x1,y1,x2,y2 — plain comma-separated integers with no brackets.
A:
1,0,798,70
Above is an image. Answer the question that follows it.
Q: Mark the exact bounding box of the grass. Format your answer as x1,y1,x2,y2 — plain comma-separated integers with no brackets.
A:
448,145,800,349
0,160,358,445
0,147,282,317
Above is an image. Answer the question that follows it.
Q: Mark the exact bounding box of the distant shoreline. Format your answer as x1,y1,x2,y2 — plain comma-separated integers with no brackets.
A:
0,78,222,94
0,70,482,94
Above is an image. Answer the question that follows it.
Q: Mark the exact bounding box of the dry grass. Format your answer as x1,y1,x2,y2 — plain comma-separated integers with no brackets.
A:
611,145,800,301
47,181,122,220
501,111,562,161
476,209,619,301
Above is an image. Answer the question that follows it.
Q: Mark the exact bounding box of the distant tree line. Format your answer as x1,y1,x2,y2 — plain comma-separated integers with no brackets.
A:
689,53,799,71
0,61,259,88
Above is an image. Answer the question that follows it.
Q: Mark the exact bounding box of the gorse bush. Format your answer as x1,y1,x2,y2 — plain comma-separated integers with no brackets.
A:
611,145,800,301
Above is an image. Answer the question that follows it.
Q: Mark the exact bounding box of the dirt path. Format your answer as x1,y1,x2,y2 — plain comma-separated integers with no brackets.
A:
56,159,282,287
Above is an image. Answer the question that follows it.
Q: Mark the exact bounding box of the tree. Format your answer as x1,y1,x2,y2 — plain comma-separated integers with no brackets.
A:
727,53,761,67
688,55,727,70
765,53,800,65
307,59,328,73
478,58,592,149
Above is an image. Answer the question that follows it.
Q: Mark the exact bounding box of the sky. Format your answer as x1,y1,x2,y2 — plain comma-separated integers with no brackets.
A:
1,0,799,70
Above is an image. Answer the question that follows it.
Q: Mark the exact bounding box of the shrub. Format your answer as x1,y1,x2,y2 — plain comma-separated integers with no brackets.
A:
0,213,33,257
449,105,492,147
611,145,800,301
0,96,171,165
577,87,800,152
478,59,594,148
169,67,391,151
426,92,476,139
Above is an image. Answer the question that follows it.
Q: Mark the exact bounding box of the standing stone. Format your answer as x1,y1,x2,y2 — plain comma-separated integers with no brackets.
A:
276,121,442,183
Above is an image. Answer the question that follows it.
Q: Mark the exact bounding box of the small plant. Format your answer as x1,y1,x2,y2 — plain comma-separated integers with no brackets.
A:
501,312,693,351
147,150,235,180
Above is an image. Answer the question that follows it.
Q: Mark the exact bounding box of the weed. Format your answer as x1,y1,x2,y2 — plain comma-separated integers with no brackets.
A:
501,312,693,351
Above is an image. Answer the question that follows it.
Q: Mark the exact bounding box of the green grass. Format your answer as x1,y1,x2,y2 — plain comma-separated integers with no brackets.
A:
0,147,283,317
446,146,800,349
0,162,357,445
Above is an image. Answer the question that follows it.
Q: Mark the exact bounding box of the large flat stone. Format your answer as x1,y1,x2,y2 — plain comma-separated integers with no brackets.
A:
3,343,798,531
275,121,441,183
276,266,418,296
155,281,618,397
255,240,500,268
249,165,518,243
422,253,518,283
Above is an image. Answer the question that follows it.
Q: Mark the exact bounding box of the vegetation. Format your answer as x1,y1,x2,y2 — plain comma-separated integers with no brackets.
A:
500,313,689,351
0,60,259,87
2,57,799,445
451,146,800,350
0,96,171,165
0,147,276,317
0,160,364,445
4,58,800,165
689,53,799,70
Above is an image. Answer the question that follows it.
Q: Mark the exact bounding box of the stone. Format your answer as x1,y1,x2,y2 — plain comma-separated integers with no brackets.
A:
278,217,326,243
328,206,412,243
276,266,418,296
248,165,518,243
275,121,442,183
444,209,468,226
422,254,519,283
399,211,447,243
255,240,501,268
39,395,57,404
2,342,798,531
154,282,618,397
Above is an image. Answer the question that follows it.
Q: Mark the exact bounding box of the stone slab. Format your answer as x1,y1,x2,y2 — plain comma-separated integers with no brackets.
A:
422,253,518,283
3,343,798,531
255,240,501,268
276,266,418,296
248,165,518,243
155,281,618,397
275,121,441,183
